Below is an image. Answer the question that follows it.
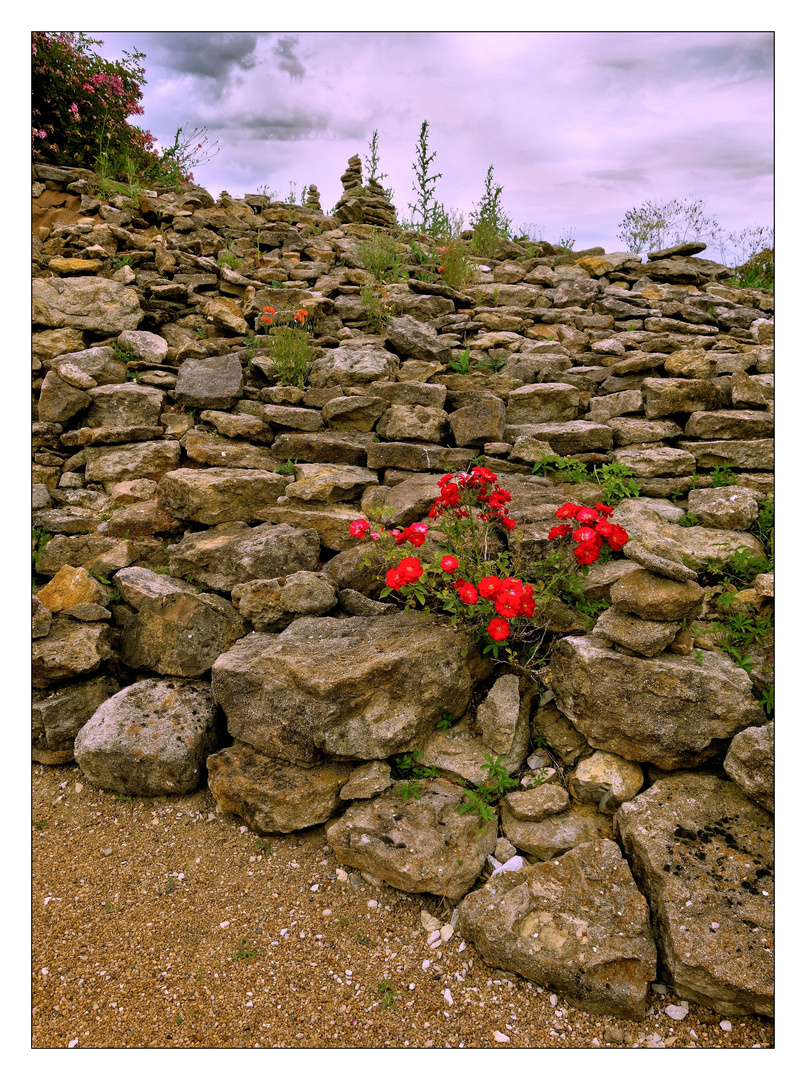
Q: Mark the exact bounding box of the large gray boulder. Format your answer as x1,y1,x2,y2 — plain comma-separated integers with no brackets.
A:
549,636,764,769
74,678,218,795
326,778,497,901
173,355,244,409
615,773,774,1017
308,344,399,388
211,613,492,765
456,840,657,1020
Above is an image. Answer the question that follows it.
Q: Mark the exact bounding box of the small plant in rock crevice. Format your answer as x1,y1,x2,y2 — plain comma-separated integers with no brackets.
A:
257,305,315,388
594,462,641,502
709,464,739,488
532,453,588,485
469,164,511,257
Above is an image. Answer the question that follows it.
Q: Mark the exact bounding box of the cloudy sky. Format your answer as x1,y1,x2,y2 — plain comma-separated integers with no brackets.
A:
87,30,774,260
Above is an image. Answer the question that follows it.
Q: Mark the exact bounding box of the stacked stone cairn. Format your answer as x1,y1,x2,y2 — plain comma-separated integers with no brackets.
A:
31,159,774,1023
333,154,396,228
304,183,323,214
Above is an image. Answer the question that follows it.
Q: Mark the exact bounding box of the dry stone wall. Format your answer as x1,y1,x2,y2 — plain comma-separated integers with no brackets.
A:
31,161,774,1021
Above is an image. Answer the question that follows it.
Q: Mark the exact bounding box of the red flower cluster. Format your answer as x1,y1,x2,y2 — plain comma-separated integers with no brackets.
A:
429,467,516,530
261,305,275,326
385,556,423,590
548,503,629,565
390,522,428,547
294,308,308,325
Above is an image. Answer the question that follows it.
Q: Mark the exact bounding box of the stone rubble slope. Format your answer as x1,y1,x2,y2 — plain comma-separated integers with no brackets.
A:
31,159,774,1022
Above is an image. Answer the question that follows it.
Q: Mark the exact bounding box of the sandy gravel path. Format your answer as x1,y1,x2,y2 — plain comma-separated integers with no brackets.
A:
31,763,774,1050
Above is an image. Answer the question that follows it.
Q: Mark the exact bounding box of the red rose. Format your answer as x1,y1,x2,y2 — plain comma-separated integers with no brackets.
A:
478,576,502,598
441,555,459,573
349,518,370,538
556,502,580,519
494,590,521,619
385,567,403,589
487,617,510,641
457,582,478,605
397,557,424,583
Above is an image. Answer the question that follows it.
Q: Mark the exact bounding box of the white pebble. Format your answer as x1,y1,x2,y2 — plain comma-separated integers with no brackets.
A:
367,899,378,908
421,911,442,933
239,826,248,833
720,1020,732,1032
444,989,453,1006
549,994,558,1006
494,1030,510,1043
310,884,319,892
440,924,454,942
665,1003,689,1021
219,921,229,929
68,1038,79,1048
422,959,431,971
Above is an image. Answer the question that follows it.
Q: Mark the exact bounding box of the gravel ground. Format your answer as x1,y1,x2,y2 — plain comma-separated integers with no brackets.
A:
31,763,775,1051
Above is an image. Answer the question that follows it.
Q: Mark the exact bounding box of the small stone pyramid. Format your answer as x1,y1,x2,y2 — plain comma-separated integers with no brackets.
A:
333,155,396,228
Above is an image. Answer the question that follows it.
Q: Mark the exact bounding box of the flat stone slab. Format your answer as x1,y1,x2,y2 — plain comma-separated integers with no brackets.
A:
615,773,774,1017
501,800,614,860
456,839,657,1020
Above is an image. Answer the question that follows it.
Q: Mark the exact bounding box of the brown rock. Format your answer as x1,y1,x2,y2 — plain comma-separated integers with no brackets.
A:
610,569,704,621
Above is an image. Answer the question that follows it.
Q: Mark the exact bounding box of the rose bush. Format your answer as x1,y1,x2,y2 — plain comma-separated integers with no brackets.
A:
32,32,216,187
350,467,629,662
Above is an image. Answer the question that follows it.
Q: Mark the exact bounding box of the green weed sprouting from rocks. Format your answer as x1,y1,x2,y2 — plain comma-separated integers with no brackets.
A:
261,306,316,388
458,754,518,830
469,164,511,257
594,462,641,501
377,980,402,1010
231,935,264,962
356,232,406,283
449,347,472,374
360,284,393,332
32,526,52,570
217,249,243,271
407,120,447,234
709,464,739,488
751,493,774,553
532,452,588,485
396,780,423,802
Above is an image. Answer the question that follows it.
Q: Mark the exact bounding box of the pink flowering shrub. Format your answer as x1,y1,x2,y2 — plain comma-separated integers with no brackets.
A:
31,32,216,187
350,467,630,662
